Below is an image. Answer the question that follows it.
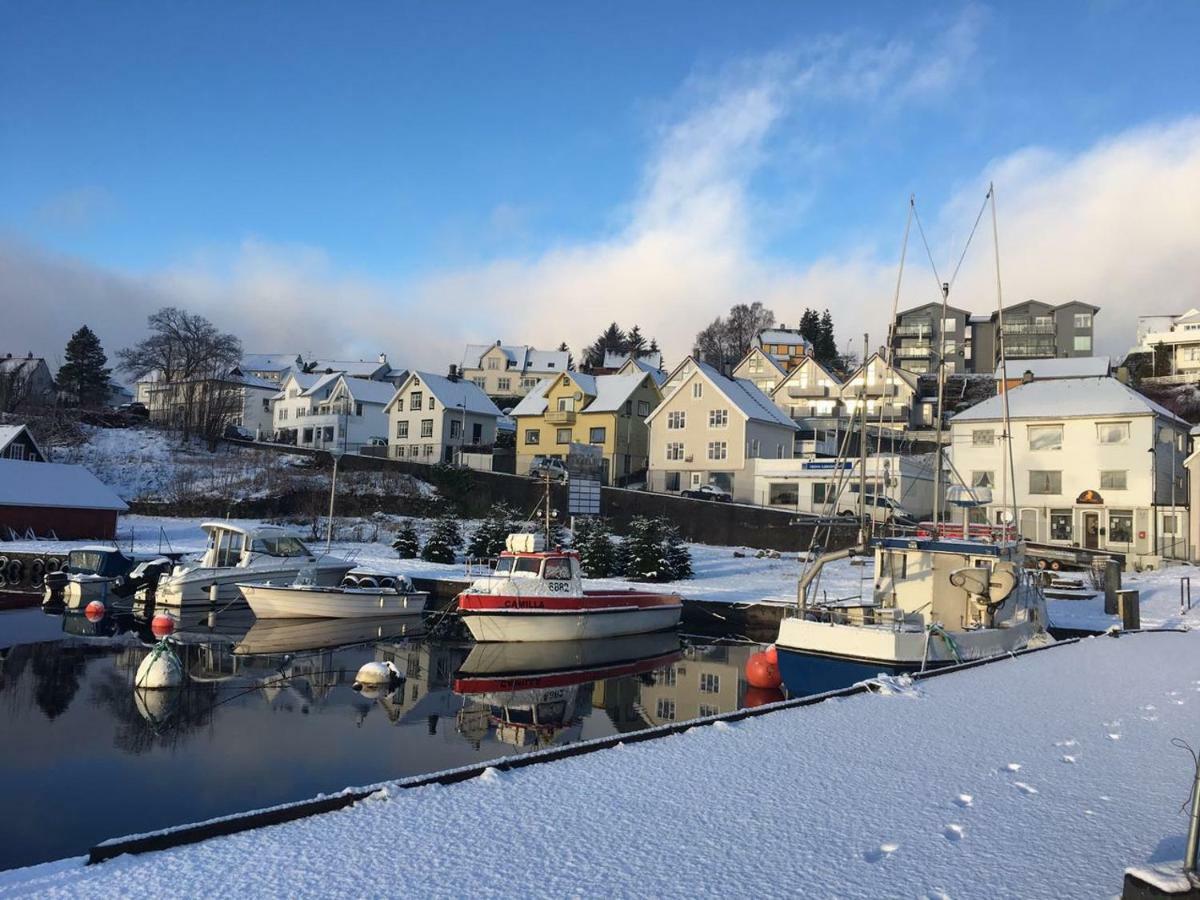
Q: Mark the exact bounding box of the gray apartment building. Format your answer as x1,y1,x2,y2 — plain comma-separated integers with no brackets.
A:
890,300,1098,375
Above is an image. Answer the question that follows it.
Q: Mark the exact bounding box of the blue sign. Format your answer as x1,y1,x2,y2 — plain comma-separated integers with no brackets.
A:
801,461,852,471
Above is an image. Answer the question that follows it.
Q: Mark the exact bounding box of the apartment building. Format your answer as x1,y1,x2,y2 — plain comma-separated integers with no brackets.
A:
1135,309,1200,381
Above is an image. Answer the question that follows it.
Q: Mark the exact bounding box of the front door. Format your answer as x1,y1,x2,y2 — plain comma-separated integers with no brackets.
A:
1083,511,1100,550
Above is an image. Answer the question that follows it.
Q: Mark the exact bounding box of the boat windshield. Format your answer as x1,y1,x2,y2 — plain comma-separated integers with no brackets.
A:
493,557,515,575
68,550,128,577
543,557,571,580
251,536,311,557
512,557,542,577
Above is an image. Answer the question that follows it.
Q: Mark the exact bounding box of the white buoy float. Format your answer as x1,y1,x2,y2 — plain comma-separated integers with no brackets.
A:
353,660,401,693
134,639,184,690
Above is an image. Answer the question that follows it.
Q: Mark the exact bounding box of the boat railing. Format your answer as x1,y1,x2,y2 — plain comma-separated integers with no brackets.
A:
807,602,909,631
464,557,499,578
915,522,1016,542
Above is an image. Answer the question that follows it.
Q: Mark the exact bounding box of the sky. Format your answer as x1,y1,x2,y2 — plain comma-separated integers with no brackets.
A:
2,1,1199,377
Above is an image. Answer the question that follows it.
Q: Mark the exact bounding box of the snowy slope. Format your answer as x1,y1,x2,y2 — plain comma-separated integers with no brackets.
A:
3,631,1198,898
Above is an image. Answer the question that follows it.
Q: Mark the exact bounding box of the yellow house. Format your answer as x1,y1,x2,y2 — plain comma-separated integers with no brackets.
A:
511,371,662,485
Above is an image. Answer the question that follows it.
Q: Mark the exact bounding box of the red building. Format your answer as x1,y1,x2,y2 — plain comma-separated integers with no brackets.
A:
0,459,127,539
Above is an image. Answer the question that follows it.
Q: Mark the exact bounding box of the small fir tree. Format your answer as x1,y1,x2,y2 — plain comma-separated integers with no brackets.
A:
467,503,517,560
576,517,618,577
623,516,667,582
391,521,420,559
661,521,693,581
58,325,112,407
420,515,463,564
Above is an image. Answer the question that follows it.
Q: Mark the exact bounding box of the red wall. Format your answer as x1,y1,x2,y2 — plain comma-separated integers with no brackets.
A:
0,506,120,540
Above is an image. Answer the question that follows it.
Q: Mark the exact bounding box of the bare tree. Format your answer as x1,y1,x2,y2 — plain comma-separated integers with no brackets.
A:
694,302,775,371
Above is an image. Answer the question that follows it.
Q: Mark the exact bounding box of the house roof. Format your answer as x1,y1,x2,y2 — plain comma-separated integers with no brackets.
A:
993,356,1111,381
336,376,397,405
462,344,569,374
0,356,47,375
0,459,128,511
227,371,282,391
756,329,813,349
736,347,788,377
306,359,388,378
649,358,796,429
844,353,919,391
0,424,44,460
770,356,844,397
584,374,652,413
617,357,668,386
301,371,343,398
952,376,1189,425
239,354,299,374
509,379,553,416
390,372,502,417
894,301,971,318
602,350,663,370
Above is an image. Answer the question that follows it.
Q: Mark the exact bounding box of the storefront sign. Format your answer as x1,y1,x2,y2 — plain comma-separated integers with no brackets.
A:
1076,490,1104,505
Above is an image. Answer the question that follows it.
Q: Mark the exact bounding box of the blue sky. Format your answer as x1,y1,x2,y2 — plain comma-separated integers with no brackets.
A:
3,2,1199,368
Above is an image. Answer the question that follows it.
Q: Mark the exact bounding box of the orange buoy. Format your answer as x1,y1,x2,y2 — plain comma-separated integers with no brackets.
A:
745,650,782,689
84,600,106,622
743,685,785,708
763,644,778,665
151,614,176,638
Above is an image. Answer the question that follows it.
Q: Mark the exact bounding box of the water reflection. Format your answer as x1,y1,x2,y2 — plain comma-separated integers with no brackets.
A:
0,606,782,872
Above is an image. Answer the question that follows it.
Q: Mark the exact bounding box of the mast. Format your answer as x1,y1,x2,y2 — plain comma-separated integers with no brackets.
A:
990,183,1018,535
932,280,951,528
859,332,870,544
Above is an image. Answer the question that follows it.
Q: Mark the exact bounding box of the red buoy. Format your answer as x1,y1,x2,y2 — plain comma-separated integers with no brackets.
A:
745,651,782,689
743,685,785,708
84,600,106,622
763,644,779,665
151,613,176,638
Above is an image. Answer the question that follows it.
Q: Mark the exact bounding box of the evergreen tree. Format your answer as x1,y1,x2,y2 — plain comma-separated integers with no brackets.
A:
648,337,660,355
584,322,627,369
557,341,575,371
467,503,517,560
798,309,821,348
626,325,646,356
815,310,838,364
661,521,693,581
420,515,463,564
623,516,668,582
58,325,112,407
391,520,420,559
576,517,618,577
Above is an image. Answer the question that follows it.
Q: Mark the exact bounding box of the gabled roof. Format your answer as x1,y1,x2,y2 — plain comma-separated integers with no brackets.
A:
894,301,970,318
301,371,343,398
462,343,569,374
226,370,281,391
770,356,844,397
843,353,919,391
0,459,128,511
952,376,1188,425
756,329,813,349
239,354,299,374
617,356,668,386
734,346,788,378
647,357,797,430
993,356,1110,381
509,379,552,416
334,375,398,405
508,372,653,417
0,424,44,460
306,359,389,379
387,372,502,417
0,356,49,375
602,350,663,370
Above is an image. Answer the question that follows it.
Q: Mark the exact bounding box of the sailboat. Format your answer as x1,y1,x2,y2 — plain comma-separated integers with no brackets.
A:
774,187,1052,694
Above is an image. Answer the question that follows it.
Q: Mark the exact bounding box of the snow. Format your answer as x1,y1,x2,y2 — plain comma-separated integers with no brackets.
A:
399,372,502,417
4,630,1199,897
0,459,127,511
953,376,1189,425
992,356,1111,381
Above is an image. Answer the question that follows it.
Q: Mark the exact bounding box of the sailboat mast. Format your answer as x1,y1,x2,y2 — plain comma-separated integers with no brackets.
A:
859,333,870,543
990,183,1019,535
932,280,951,528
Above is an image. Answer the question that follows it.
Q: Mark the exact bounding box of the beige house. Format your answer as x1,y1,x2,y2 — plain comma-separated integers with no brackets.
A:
770,356,843,421
646,357,798,501
385,371,502,466
460,342,570,400
839,352,921,430
731,347,788,395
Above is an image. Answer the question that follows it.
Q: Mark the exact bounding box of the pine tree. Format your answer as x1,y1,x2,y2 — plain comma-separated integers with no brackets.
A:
660,520,693,581
576,517,618,577
648,337,660,356
557,341,575,371
815,310,838,364
584,322,627,369
799,309,821,348
626,325,646,356
420,515,463,563
58,325,112,408
468,503,517,559
391,521,420,559
623,516,667,582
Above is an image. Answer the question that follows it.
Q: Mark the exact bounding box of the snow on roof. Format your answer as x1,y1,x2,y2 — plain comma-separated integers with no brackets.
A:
953,376,1189,425
969,313,995,324
602,350,663,370
338,377,397,405
737,347,787,377
688,360,798,429
0,424,43,459
301,372,343,398
510,380,552,416
405,372,503,417
0,356,46,374
585,374,651,413
0,459,128,511
993,356,1110,380
462,344,568,374
238,354,297,373
306,359,387,378
525,349,569,371
756,329,812,348
618,357,668,386
228,372,282,391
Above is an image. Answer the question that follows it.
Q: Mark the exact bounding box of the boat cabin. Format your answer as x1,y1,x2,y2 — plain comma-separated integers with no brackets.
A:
199,522,317,569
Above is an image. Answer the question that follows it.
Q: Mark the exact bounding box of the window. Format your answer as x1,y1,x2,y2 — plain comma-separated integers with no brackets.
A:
747,438,760,457
420,419,434,438
665,472,681,492
262,398,270,412
278,408,289,421
487,358,499,370
709,409,728,428
1100,470,1127,490
1074,313,1092,328
472,377,485,388
667,411,686,429
1109,510,1133,543
429,398,435,412
748,357,762,373
666,442,684,461
522,377,537,389
396,421,409,439
707,441,727,460
1028,425,1063,451
497,377,511,391
589,427,606,444
394,398,404,412
9,444,24,460
296,407,306,417
1074,335,1092,352
656,699,676,721
449,419,462,439
972,429,994,446
543,558,571,580
409,444,420,457
355,402,363,417
1097,422,1129,444
812,483,833,504
637,400,651,417
769,483,798,506
525,429,540,445
1029,470,1062,494
971,471,994,488
424,444,434,457
699,704,720,718
410,392,423,411
1050,510,1073,541
942,317,957,332
699,673,720,694
692,382,703,399
557,428,572,444
1164,514,1179,535
624,401,632,416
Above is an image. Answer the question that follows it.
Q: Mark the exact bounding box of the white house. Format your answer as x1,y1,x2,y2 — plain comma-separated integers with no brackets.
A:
385,371,503,466
271,371,339,443
839,352,922,430
1135,309,1200,380
271,372,391,451
732,347,789,395
950,376,1190,566
751,454,936,519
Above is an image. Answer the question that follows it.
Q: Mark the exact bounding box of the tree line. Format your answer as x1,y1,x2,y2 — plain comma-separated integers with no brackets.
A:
695,302,843,372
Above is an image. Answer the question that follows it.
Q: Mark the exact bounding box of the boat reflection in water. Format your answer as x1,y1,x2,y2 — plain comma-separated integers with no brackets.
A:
452,633,683,749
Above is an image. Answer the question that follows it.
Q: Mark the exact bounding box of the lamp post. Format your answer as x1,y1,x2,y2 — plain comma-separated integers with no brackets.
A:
456,402,467,467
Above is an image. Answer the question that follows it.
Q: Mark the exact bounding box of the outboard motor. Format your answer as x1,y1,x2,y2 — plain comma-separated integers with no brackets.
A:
42,570,70,608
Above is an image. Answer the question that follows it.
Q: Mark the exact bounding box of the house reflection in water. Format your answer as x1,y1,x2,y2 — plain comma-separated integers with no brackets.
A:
638,644,761,725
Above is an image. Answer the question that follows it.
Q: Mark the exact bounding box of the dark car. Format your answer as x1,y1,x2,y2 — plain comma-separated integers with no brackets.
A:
681,483,733,502
118,401,149,419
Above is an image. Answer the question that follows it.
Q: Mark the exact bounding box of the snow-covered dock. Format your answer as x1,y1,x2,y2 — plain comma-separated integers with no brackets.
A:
3,629,1198,898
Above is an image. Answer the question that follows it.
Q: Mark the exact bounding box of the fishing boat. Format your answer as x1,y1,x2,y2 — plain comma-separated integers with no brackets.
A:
456,533,683,642
155,522,354,609
774,188,1051,695
239,571,428,619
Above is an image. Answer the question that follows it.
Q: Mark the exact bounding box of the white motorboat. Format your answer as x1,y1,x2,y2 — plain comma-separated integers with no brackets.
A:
155,522,354,608
234,614,425,655
240,571,428,619
455,533,682,642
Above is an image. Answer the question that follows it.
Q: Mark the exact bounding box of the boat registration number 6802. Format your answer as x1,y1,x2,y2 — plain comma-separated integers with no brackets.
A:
546,581,572,593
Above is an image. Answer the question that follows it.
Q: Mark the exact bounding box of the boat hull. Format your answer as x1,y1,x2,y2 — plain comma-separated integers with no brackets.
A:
240,583,428,619
156,562,355,608
458,591,682,642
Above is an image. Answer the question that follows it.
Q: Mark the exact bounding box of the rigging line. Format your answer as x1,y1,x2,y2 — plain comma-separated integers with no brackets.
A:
876,198,914,463
947,191,991,291
910,200,946,300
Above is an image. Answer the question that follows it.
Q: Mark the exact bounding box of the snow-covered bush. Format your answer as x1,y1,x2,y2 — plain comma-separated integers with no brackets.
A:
391,521,420,558
467,503,518,560
421,515,463,564
575,517,619,578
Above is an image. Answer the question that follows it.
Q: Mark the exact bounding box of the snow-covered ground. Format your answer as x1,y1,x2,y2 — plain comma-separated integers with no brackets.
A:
8,514,1200,631
4,630,1198,898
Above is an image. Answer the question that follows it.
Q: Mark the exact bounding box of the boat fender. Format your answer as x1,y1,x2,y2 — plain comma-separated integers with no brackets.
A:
353,660,402,690
85,600,107,622
46,556,62,573
6,558,23,583
745,651,782,690
151,613,176,638
356,575,379,589
134,640,184,690
30,558,46,586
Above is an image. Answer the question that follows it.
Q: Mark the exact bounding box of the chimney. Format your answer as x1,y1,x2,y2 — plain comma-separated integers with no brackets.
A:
27,351,33,358
1022,369,1034,384
378,352,387,365
448,364,459,382
495,339,502,347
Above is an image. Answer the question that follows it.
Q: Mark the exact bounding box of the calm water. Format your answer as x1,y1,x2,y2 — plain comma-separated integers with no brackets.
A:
0,607,788,871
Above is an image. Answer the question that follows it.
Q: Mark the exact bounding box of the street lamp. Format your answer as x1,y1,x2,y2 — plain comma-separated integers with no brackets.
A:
326,445,345,553
456,401,467,467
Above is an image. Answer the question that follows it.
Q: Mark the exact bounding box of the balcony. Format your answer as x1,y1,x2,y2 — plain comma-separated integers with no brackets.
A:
850,383,898,398
894,323,933,338
894,345,933,359
546,410,576,425
1002,322,1055,335
785,384,830,398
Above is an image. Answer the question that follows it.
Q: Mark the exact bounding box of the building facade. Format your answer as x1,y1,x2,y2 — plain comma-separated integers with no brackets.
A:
752,328,813,373
1135,309,1200,381
731,347,788,395
386,371,502,466
460,342,570,401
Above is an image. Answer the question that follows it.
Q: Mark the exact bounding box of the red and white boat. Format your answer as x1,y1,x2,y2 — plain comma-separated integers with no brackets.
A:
456,534,683,642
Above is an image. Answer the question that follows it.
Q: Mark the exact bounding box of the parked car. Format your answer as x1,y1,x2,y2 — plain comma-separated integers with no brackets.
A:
682,483,733,502
223,423,254,441
528,455,569,482
838,494,917,526
118,401,149,419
